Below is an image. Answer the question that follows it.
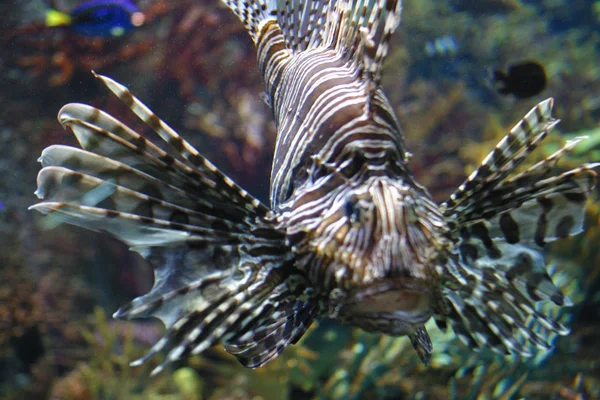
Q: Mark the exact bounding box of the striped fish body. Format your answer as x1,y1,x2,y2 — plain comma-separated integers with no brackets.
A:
253,11,448,340
257,23,410,205
31,0,598,372
269,48,408,204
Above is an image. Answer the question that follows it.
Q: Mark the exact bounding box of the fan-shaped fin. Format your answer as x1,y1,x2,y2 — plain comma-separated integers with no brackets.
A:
31,74,317,374
224,298,317,368
443,98,558,214
441,99,597,357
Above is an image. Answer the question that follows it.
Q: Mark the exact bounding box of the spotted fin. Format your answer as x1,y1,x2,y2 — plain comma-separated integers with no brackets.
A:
443,98,559,214
31,74,316,374
440,99,598,356
54,104,264,220
224,298,317,368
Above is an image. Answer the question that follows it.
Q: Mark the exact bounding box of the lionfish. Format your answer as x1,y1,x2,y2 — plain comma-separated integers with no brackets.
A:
31,0,598,374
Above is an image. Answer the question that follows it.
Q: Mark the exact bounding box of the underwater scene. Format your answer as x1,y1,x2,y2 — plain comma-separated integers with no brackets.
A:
1,0,599,399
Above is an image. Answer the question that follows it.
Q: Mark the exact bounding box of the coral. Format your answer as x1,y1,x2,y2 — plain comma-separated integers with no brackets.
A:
195,324,319,400
151,0,275,199
557,373,600,400
42,307,321,400
450,360,529,400
0,264,96,399
2,0,174,87
152,0,254,101
49,367,93,400
395,81,471,201
0,265,94,363
318,331,424,400
452,0,523,14
48,307,199,400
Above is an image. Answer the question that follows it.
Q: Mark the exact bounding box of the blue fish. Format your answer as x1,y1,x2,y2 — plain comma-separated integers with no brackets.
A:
45,0,144,38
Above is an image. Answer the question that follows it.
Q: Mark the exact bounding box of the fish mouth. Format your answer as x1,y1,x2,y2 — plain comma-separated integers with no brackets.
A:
331,278,434,333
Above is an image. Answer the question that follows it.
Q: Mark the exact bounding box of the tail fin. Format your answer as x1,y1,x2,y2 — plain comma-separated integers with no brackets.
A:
31,73,316,374
440,99,598,356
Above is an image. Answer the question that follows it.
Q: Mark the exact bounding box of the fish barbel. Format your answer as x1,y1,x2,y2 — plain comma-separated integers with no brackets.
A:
31,0,598,374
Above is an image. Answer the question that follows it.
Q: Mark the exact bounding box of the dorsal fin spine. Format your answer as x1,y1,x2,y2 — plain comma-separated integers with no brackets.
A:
221,0,277,44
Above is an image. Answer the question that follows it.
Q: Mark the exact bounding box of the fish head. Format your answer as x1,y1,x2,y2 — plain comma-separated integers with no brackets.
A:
297,176,449,334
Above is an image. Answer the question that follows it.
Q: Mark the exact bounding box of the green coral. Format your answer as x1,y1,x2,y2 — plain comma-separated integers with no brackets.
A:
69,307,204,400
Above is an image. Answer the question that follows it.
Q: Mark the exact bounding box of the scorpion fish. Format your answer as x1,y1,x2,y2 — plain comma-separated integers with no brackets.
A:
31,0,598,374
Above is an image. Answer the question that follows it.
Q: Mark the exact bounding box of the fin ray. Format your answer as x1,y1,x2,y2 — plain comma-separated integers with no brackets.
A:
35,165,254,233
441,99,597,357
31,74,317,373
443,98,557,214
225,298,317,368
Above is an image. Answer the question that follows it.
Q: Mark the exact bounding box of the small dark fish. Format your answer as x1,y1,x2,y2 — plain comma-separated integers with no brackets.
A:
493,61,547,99
45,0,144,38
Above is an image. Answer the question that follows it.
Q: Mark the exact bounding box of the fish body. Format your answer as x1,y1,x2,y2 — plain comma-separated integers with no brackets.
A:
494,61,547,99
32,0,598,374
45,0,143,37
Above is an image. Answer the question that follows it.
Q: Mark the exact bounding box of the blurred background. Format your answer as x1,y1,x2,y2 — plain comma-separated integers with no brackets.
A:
0,0,599,398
